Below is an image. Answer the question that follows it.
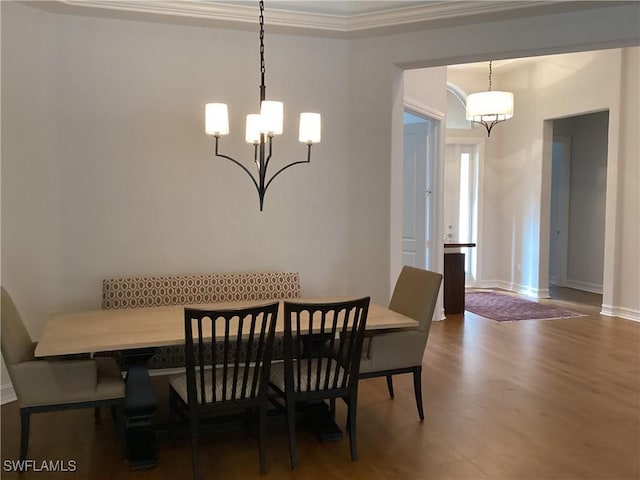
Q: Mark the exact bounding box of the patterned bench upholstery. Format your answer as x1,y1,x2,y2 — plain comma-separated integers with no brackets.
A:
101,272,300,369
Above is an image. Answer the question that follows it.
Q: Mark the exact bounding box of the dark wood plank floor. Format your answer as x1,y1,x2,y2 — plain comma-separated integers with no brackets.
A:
2,291,639,479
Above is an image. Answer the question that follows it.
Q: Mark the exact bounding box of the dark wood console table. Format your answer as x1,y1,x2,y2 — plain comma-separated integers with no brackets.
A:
444,243,476,315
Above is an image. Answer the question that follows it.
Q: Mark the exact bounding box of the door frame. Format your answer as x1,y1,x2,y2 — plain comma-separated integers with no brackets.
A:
403,102,443,274
540,111,615,311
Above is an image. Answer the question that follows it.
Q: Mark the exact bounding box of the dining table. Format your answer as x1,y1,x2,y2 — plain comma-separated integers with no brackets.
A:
35,297,418,469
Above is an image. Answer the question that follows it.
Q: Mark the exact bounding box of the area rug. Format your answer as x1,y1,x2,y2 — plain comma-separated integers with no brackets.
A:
465,291,585,322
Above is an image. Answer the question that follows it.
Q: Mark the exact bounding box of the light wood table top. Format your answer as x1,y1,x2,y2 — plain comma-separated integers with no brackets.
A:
35,297,417,357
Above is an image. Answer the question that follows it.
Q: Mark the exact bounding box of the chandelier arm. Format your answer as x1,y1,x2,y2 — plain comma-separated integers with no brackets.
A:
263,144,312,193
215,137,260,192
472,118,505,137
253,143,259,169
263,135,274,171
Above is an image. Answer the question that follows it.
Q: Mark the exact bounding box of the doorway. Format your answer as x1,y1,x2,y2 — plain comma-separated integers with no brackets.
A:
402,109,439,271
549,111,609,296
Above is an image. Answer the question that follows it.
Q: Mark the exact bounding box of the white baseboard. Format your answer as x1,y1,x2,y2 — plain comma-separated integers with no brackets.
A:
1,382,16,405
566,279,603,295
601,304,640,322
474,280,549,299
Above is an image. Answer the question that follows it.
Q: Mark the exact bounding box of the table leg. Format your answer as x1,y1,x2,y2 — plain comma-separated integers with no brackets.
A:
122,348,158,470
303,401,343,442
299,335,344,442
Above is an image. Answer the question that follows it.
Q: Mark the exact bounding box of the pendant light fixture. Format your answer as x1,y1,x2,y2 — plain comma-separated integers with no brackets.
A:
205,1,321,211
465,61,514,137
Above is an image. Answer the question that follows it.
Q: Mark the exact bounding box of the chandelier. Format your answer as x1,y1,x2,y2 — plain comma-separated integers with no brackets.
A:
465,61,514,137
204,1,321,211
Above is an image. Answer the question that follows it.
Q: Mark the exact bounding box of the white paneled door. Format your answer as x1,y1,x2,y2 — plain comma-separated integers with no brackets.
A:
403,115,437,270
549,137,571,286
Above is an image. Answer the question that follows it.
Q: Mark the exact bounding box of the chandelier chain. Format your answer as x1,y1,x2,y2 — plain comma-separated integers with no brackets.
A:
488,60,493,92
259,0,265,96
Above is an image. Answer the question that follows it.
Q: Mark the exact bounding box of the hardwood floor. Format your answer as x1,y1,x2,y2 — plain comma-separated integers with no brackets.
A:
548,286,602,308
2,292,639,479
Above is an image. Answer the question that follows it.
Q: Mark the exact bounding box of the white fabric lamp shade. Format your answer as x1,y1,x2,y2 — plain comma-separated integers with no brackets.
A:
260,101,283,135
205,103,229,136
245,114,262,144
298,113,321,144
465,91,514,122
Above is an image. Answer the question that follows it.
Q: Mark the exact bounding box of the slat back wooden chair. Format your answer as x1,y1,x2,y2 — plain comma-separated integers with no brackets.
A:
270,297,370,469
169,302,279,479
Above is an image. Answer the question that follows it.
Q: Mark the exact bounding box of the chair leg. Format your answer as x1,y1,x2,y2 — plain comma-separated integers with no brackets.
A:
258,404,267,475
20,409,30,462
188,404,202,480
169,388,179,445
347,393,358,461
386,375,395,399
412,366,424,421
344,396,351,432
285,394,298,470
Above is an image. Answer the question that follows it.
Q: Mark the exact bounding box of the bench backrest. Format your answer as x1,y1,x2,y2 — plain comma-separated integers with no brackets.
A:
102,272,301,310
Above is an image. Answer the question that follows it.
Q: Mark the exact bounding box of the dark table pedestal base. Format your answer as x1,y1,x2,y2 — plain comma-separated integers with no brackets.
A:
122,348,158,470
301,402,343,443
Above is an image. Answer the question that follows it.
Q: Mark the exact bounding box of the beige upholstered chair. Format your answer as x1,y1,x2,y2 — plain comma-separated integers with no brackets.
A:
357,267,442,421
1,287,125,461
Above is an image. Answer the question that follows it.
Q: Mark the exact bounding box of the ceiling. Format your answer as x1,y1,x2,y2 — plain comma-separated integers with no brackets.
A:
449,57,542,72
52,0,593,36
214,1,434,16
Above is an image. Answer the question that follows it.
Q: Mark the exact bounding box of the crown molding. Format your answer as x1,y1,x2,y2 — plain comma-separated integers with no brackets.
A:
59,1,556,33
346,1,552,32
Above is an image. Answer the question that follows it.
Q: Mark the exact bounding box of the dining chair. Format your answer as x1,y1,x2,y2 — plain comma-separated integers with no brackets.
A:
169,302,279,479
270,297,370,469
357,266,442,421
0,287,125,462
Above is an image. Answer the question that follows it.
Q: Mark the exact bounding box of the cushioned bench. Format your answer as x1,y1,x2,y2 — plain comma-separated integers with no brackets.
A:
101,272,300,369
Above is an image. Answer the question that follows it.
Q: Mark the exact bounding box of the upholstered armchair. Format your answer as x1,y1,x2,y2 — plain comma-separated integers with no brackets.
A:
358,266,442,421
1,287,125,461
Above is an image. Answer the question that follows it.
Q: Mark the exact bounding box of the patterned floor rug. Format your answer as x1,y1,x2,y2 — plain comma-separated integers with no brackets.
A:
465,291,585,322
